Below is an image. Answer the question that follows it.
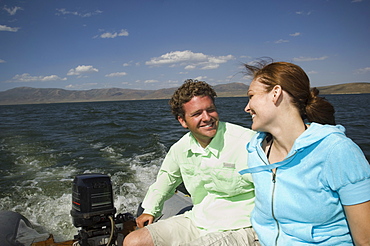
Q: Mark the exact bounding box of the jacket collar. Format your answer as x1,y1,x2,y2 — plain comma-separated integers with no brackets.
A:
240,123,345,174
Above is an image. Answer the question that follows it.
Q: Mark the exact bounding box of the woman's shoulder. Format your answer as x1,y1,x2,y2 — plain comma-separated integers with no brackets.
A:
298,123,347,147
313,124,355,148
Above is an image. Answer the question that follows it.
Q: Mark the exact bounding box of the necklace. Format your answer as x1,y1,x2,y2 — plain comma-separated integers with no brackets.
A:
266,137,273,159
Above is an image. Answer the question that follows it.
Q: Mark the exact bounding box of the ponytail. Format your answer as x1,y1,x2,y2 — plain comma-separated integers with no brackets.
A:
305,87,336,125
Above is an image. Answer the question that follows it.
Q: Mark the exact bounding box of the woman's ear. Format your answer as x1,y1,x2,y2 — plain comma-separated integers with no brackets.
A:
272,85,282,104
178,116,188,129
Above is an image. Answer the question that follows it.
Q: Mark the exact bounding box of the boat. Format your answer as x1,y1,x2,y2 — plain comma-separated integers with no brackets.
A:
0,173,193,246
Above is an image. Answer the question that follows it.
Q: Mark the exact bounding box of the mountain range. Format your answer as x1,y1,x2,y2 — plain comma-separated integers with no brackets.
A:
0,82,369,105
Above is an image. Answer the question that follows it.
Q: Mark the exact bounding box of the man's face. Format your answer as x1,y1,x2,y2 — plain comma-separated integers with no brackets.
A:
178,95,219,148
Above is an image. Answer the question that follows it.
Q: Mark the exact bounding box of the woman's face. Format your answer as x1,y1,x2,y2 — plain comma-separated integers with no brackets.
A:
245,79,275,131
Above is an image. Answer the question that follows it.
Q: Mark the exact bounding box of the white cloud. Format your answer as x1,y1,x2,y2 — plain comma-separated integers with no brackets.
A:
65,83,98,90
122,61,139,66
307,70,318,75
208,55,234,64
185,65,196,70
0,24,20,32
56,8,102,18
105,72,127,77
290,32,301,37
41,75,67,81
200,63,220,70
145,50,234,70
351,0,363,2
10,73,67,82
97,29,129,39
355,67,370,74
194,76,208,81
292,56,328,62
146,50,208,65
295,11,312,15
274,39,289,44
67,65,99,76
4,6,23,15
56,8,78,16
0,59,5,63
144,80,159,83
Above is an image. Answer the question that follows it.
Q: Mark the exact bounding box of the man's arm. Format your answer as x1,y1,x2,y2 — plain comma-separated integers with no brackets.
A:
344,200,370,246
141,146,183,218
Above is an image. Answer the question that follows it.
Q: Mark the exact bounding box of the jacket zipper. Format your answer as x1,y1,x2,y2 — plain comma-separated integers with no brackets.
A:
271,169,280,246
257,143,300,246
270,152,299,245
257,148,282,246
261,150,299,246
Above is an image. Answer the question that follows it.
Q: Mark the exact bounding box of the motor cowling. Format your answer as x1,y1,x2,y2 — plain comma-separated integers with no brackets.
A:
70,173,116,229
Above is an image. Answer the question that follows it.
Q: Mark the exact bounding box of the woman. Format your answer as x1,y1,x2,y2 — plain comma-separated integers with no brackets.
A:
239,60,370,245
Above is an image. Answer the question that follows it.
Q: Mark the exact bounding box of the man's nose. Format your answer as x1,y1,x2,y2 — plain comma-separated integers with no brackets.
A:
202,111,211,121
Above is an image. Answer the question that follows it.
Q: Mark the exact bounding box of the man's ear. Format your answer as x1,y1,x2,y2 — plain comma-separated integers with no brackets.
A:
178,116,188,129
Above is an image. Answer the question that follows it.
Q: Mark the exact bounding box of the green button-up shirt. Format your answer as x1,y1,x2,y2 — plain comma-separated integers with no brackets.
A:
142,121,256,232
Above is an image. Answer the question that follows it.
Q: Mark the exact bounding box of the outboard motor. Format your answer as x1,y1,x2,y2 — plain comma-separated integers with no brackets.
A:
71,173,116,229
71,173,135,246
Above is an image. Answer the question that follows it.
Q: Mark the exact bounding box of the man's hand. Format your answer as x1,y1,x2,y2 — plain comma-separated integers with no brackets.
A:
136,213,155,228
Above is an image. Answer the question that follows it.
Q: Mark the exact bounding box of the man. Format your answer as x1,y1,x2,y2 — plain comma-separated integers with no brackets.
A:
123,80,257,246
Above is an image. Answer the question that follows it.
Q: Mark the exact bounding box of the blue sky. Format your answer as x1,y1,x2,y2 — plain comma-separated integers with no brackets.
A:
0,0,369,92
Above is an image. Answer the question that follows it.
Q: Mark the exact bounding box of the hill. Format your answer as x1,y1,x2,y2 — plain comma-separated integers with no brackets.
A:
0,82,369,105
316,82,370,95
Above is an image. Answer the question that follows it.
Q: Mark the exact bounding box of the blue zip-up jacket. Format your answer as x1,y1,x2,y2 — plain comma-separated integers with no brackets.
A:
240,123,370,245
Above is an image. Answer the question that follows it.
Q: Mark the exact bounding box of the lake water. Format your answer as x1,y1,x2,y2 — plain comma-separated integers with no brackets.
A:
0,94,369,241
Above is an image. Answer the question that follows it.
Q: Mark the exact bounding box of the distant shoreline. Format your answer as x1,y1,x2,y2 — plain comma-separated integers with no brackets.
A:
0,82,369,106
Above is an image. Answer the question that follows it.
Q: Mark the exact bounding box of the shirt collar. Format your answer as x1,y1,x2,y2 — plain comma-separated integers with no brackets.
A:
186,121,225,158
